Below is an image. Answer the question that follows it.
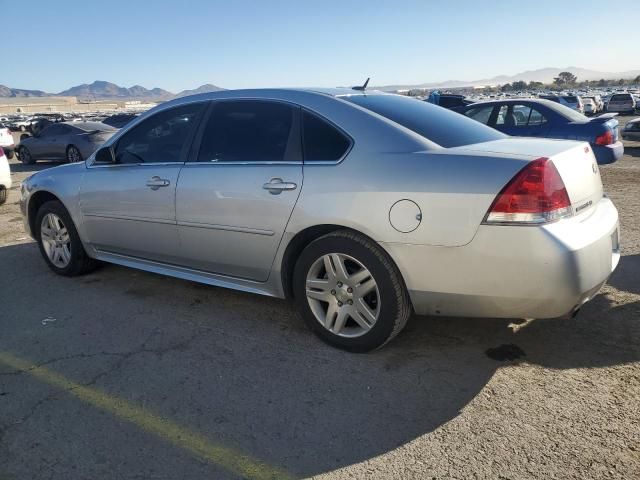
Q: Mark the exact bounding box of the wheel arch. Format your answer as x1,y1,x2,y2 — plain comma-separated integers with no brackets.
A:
28,190,64,236
279,224,407,301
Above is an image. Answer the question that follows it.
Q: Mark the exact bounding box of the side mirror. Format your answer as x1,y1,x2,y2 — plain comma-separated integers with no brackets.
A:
94,146,115,164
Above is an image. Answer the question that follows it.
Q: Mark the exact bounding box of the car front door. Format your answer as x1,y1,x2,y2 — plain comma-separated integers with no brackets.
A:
175,99,303,281
79,102,205,263
30,124,61,160
49,124,73,159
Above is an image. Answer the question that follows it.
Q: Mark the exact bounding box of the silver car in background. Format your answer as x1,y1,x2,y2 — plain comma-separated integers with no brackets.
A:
20,89,620,351
17,122,116,164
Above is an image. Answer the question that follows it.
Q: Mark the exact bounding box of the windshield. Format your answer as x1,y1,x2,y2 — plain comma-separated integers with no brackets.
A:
341,94,505,148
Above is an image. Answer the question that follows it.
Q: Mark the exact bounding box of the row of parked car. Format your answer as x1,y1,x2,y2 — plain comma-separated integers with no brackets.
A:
426,90,640,165
0,112,139,162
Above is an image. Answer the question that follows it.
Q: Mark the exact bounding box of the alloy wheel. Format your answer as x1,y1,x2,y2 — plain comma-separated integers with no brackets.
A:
305,253,380,338
40,213,72,268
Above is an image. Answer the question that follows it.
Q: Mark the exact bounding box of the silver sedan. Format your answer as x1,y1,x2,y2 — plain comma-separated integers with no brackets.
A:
20,89,620,351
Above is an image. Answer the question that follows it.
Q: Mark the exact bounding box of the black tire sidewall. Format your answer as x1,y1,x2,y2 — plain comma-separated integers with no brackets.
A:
293,233,405,352
35,200,88,276
19,147,34,164
67,145,82,163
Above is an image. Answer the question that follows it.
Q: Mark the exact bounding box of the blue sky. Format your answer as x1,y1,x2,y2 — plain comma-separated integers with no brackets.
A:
8,0,639,92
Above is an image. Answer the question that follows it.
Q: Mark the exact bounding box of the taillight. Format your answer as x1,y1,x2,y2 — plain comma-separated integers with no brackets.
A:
484,157,572,225
0,147,4,157
595,130,613,146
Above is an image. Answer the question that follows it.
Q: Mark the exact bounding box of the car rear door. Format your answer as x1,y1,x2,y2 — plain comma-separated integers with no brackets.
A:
79,102,206,263
175,99,303,282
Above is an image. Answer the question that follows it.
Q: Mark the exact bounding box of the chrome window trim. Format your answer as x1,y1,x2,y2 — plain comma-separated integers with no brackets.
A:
87,161,184,169
181,160,302,167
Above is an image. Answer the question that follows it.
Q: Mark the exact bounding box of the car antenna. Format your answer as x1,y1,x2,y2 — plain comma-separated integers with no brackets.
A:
352,77,370,91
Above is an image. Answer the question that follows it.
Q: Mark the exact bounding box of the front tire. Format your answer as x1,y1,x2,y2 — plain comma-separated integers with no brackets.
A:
0,187,6,205
17,146,35,165
5,149,14,160
66,145,82,163
35,200,98,276
293,230,411,352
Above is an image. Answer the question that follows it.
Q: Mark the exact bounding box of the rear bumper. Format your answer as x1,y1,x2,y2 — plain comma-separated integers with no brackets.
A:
592,141,623,164
382,197,620,319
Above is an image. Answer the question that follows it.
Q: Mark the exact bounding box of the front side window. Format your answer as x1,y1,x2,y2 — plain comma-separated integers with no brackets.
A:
302,111,350,161
113,103,203,164
197,100,300,162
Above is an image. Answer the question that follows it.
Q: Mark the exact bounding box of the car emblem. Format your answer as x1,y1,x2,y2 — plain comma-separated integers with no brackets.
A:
592,163,598,174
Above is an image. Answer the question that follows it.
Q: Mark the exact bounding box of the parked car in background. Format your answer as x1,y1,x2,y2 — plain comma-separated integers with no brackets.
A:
0,124,15,159
622,117,640,141
0,147,11,205
539,94,584,113
102,113,139,129
456,98,622,164
19,89,620,352
426,90,475,109
9,117,31,132
606,93,636,115
582,97,597,116
17,122,116,164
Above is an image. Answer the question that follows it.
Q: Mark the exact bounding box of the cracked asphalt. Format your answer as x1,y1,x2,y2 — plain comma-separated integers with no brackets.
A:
1,125,639,479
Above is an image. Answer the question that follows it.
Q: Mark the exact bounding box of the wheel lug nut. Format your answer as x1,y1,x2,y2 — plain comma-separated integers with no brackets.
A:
331,290,336,295
347,287,353,293
338,301,343,307
337,282,343,287
348,299,353,305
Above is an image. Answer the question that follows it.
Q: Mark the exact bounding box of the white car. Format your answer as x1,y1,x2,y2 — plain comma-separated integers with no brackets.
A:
582,98,597,115
0,148,11,205
0,124,15,158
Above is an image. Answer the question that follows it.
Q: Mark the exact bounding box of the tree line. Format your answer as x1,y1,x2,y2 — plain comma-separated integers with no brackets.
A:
497,72,640,92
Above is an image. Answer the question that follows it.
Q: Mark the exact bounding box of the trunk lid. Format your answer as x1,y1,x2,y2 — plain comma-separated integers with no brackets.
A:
452,138,603,217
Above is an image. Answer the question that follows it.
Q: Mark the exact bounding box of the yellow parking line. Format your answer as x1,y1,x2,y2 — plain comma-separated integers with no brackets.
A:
0,351,292,480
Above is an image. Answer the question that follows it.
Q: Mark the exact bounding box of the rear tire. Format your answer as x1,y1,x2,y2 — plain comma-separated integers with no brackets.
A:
293,230,411,352
35,200,98,276
0,187,6,205
5,149,14,160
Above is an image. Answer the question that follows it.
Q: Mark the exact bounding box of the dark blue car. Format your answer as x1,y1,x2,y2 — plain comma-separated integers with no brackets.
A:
455,99,623,164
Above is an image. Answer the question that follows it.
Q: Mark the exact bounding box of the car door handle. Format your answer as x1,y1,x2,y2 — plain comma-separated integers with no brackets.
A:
262,178,297,194
146,176,171,190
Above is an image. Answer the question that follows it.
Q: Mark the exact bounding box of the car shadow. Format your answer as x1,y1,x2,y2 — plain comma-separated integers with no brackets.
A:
0,243,638,478
8,160,65,173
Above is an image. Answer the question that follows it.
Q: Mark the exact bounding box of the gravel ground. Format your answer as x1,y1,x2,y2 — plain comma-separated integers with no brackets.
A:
0,123,639,480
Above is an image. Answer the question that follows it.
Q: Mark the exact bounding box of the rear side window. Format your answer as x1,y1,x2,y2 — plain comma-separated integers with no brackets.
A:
197,100,300,162
342,94,505,148
463,105,494,125
302,111,351,161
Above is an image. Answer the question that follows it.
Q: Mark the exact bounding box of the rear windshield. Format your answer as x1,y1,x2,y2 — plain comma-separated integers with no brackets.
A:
544,101,588,122
341,94,505,147
610,94,632,102
562,96,578,103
